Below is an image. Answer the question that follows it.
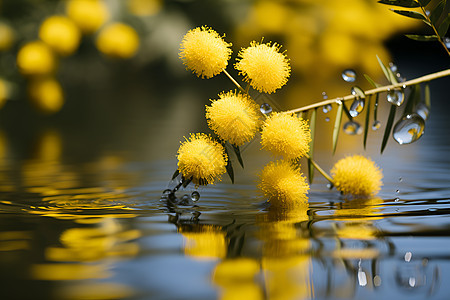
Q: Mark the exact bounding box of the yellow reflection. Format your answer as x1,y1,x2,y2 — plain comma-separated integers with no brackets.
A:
127,0,163,16
213,258,263,300
0,231,31,251
56,282,135,300
31,263,110,280
45,218,140,262
179,224,227,260
28,77,64,114
258,203,313,300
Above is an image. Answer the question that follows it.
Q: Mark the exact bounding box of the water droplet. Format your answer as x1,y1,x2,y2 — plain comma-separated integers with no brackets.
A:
387,88,405,106
396,189,400,194
393,113,425,145
351,86,365,99
405,251,412,262
342,69,356,82
415,103,429,121
399,177,403,182
372,120,381,130
327,183,334,189
396,73,406,82
358,269,367,286
374,275,382,287
343,121,362,135
349,99,365,117
322,92,328,99
389,62,398,73
191,191,200,202
322,104,332,113
425,10,430,16
260,103,272,114
179,194,191,205
325,117,330,122
428,208,437,212
444,37,450,49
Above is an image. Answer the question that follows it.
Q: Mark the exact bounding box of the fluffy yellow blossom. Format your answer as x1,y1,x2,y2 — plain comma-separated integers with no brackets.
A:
206,91,261,146
0,79,9,109
179,26,232,79
66,0,109,34
39,16,81,56
258,160,309,209
16,41,56,76
0,22,15,51
331,155,383,197
177,133,228,185
261,113,311,160
28,77,64,114
96,23,140,59
235,41,290,94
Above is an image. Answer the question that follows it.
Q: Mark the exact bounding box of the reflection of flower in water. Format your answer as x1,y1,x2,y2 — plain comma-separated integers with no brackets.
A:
179,224,227,260
179,26,232,79
213,258,263,300
28,77,64,114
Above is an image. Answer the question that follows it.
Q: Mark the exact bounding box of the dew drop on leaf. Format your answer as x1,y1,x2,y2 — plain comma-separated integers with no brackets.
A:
349,99,365,117
393,113,425,145
260,103,272,114
191,191,200,202
415,103,429,121
342,69,356,82
343,121,362,135
387,88,405,106
372,120,381,130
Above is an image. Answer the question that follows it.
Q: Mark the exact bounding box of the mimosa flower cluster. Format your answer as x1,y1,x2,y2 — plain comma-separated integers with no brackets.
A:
175,26,384,209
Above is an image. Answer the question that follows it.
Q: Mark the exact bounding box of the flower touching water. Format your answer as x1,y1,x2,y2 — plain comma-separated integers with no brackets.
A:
206,90,261,146
177,133,228,185
261,113,311,160
235,41,290,94
179,26,232,79
331,155,383,197
258,160,309,209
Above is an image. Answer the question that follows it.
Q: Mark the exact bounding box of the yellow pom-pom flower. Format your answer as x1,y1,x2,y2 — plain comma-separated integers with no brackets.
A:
96,23,140,59
66,0,109,34
235,41,290,94
177,133,228,185
331,155,383,197
39,16,81,56
261,113,311,160
0,22,15,51
179,26,232,79
258,160,309,209
16,41,56,76
206,90,261,146
28,77,64,114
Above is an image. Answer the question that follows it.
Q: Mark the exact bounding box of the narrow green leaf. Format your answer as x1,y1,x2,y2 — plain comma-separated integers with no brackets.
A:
332,103,343,154
171,169,180,180
364,74,382,88
438,14,450,37
363,95,372,149
430,0,446,25
418,0,432,6
182,176,192,188
226,160,234,184
404,84,418,114
405,34,439,41
376,55,397,84
378,0,421,8
425,83,431,108
373,93,380,122
308,108,317,183
381,105,397,153
391,9,427,20
299,110,308,120
422,20,433,27
232,144,244,168
342,102,353,120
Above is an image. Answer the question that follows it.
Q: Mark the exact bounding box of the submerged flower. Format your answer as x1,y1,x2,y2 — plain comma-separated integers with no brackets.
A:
179,26,232,79
331,155,383,197
235,41,290,94
17,41,56,76
206,91,261,146
258,160,309,209
177,133,228,185
96,23,140,59
261,113,311,160
39,16,81,56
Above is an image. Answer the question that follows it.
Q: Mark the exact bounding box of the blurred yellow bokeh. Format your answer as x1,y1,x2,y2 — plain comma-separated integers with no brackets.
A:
39,15,81,56
66,0,110,34
96,23,140,59
0,22,15,51
0,79,9,109
16,41,57,76
179,224,227,260
28,77,64,114
127,0,163,16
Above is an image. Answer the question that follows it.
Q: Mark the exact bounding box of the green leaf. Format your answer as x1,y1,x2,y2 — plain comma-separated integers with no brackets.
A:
391,9,427,20
308,108,317,183
405,34,439,41
425,83,431,108
438,14,450,37
381,105,397,153
363,95,372,149
332,103,343,154
342,102,353,120
376,55,398,84
364,74,382,88
225,160,234,184
404,84,419,114
430,0,446,25
378,0,421,8
182,176,192,188
171,169,180,180
232,144,244,168
418,0,432,6
373,93,380,122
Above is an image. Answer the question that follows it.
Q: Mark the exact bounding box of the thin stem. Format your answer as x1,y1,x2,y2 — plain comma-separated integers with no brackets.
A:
285,68,450,114
419,6,450,57
305,153,334,184
223,69,245,93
